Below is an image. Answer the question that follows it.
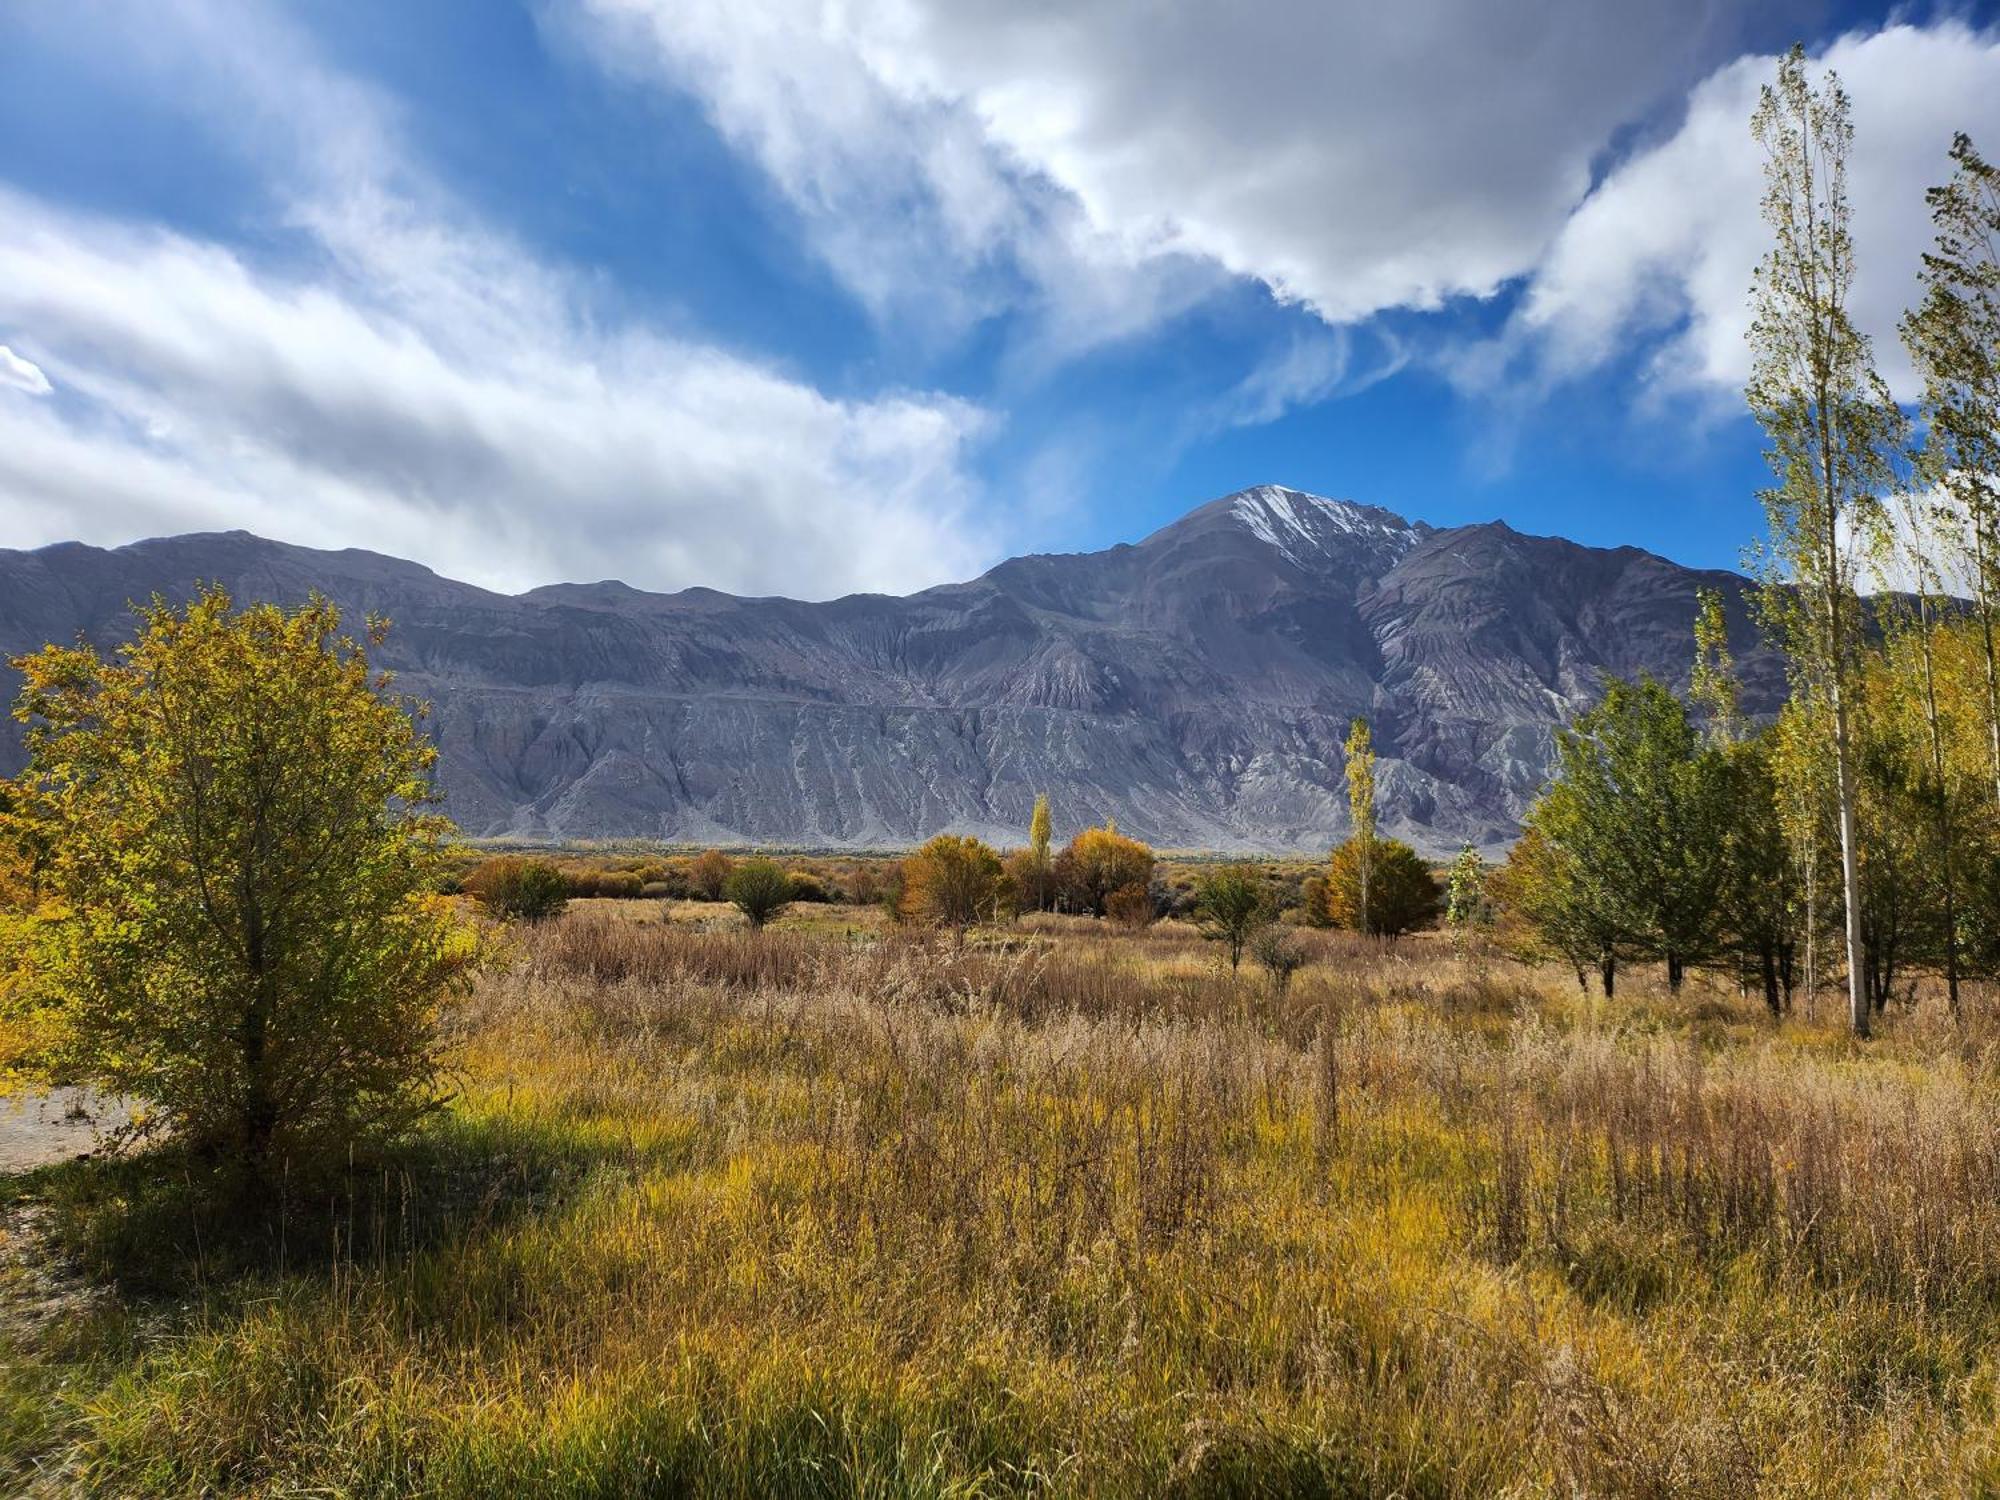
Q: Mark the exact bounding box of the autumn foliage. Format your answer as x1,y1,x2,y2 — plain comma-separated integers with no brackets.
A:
0,588,475,1179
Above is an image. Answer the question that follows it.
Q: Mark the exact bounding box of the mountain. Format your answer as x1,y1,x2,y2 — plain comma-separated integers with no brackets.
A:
0,486,1783,853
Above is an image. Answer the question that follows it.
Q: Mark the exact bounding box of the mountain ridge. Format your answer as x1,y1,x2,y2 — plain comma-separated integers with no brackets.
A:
0,487,1783,853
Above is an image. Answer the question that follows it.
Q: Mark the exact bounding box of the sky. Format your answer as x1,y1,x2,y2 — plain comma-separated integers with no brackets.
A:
2,1,1999,599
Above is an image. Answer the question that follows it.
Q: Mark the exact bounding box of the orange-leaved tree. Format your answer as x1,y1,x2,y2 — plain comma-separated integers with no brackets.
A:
901,834,1007,941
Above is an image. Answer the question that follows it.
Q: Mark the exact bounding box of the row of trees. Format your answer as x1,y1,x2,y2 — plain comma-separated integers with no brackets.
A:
1501,52,2000,1033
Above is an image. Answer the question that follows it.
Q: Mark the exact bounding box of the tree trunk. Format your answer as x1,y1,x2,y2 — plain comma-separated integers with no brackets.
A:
1917,593,1962,1018
1828,558,1869,1039
1761,945,1782,1018
1600,955,1617,999
1666,953,1685,994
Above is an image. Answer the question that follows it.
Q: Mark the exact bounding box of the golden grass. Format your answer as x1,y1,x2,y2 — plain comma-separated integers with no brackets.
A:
9,914,2000,1495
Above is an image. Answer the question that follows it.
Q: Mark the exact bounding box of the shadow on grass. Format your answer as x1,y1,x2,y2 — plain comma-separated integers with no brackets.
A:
0,1107,652,1300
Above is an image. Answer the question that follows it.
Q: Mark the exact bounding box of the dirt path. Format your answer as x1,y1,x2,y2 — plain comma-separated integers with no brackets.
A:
0,1088,127,1175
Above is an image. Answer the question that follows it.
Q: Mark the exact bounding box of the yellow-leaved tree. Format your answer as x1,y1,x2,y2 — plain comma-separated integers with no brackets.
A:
1,587,477,1183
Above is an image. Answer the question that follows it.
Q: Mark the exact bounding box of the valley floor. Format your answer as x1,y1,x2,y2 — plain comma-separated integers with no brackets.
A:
6,903,2000,1495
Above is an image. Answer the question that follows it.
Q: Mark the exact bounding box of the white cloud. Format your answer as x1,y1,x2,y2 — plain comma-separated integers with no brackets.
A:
571,0,1796,330
1498,22,2000,400
0,1,997,598
0,344,51,396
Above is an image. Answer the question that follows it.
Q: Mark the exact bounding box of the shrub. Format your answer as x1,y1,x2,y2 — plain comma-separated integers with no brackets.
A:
901,834,1007,940
726,858,793,929
1056,823,1155,916
787,871,835,904
1105,881,1155,928
567,868,643,900
1325,836,1441,937
2,587,476,1182
690,848,735,901
1194,865,1272,969
1249,925,1307,995
465,857,572,923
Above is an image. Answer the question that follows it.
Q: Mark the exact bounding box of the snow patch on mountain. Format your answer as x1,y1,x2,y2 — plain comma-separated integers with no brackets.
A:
1228,485,1422,570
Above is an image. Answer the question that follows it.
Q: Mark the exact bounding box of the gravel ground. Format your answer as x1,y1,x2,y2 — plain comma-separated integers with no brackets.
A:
0,1088,127,1175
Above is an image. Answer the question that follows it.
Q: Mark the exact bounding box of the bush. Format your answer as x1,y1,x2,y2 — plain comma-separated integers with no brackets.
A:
1194,865,1272,969
690,849,735,901
1325,837,1441,937
1250,925,1307,995
465,857,571,923
787,871,835,904
726,858,793,929
2,587,476,1182
564,868,643,899
1105,881,1155,929
1056,824,1155,916
901,834,1007,939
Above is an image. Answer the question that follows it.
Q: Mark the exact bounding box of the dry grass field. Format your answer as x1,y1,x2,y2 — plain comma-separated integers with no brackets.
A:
8,899,2000,1495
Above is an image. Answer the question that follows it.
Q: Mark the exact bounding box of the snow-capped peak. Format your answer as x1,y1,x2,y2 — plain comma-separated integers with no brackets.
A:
1227,485,1420,569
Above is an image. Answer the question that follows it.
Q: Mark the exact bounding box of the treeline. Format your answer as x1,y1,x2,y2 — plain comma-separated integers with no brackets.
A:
1498,54,2000,1034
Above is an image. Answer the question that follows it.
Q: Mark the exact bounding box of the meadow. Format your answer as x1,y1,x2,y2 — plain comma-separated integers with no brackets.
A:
8,896,2000,1496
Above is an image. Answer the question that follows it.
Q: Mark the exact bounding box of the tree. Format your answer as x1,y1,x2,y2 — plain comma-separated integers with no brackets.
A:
1444,844,1491,960
900,834,1006,941
1325,836,1438,938
725,858,793,929
1747,46,1906,1036
1249,924,1306,997
1904,132,2000,809
1055,823,1155,917
690,848,735,901
1720,733,1800,1016
1022,794,1056,912
464,856,569,922
1490,822,1622,995
2,588,474,1181
1532,678,1736,991
1343,717,1379,935
1194,864,1271,970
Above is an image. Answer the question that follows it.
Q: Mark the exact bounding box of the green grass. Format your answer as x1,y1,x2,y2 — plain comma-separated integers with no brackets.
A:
8,914,2000,1494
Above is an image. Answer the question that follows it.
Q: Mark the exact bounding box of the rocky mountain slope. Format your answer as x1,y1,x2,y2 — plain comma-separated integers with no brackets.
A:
0,486,1782,852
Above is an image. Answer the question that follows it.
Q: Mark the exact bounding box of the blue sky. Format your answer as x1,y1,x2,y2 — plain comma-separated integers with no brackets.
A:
1,1,1998,597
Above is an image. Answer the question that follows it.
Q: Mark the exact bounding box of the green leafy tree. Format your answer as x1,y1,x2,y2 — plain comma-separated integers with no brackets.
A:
1747,46,1906,1035
725,858,793,929
2,588,475,1181
1720,734,1799,1016
1904,132,2000,808
1533,678,1736,991
1194,864,1272,970
1326,836,1438,938
1490,821,1623,995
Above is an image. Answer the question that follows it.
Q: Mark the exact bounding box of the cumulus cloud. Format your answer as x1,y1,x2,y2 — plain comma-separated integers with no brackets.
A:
0,0,996,598
0,344,51,396
571,0,1802,330
1494,22,2000,400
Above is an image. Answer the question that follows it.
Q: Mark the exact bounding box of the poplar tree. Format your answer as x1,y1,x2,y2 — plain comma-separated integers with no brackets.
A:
1746,47,1905,1037
1343,716,1378,937
1903,133,2000,808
